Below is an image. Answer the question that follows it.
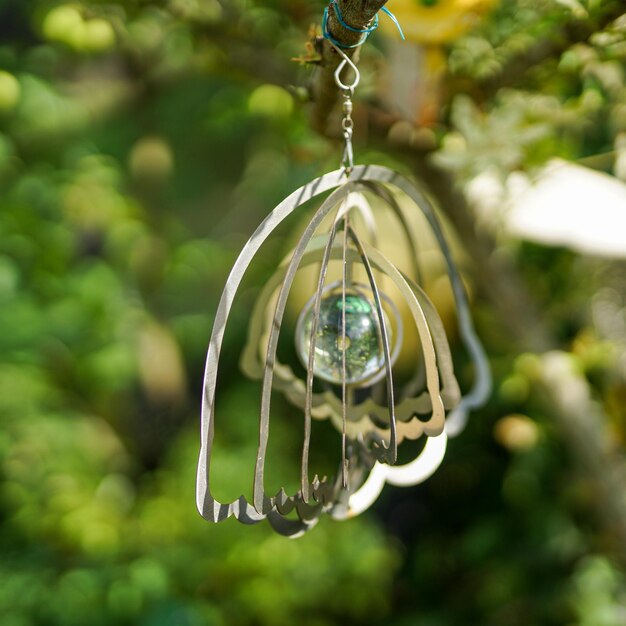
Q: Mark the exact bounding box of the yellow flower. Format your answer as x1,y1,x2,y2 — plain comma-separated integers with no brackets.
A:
382,0,498,44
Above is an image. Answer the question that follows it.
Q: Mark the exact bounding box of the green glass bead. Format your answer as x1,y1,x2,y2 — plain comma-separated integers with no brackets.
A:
296,289,390,386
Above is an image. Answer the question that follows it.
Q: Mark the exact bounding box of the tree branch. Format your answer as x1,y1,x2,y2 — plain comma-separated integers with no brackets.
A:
410,153,626,565
310,0,389,133
536,352,626,563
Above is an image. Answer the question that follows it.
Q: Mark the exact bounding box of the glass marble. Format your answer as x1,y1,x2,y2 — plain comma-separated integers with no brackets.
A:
296,289,391,386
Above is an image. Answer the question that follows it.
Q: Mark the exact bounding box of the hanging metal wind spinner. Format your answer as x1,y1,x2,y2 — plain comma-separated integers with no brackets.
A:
196,42,491,537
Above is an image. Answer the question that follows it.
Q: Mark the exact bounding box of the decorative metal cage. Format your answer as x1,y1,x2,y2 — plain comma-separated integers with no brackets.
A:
196,164,491,537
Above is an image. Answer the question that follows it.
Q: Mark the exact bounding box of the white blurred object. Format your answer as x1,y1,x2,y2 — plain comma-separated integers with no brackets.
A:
505,159,626,258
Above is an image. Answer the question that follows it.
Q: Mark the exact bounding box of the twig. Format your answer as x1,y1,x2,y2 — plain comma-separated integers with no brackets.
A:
310,1,389,133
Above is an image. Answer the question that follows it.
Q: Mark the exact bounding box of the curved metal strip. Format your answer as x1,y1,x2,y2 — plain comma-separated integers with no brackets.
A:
198,168,347,525
302,214,340,501
267,510,318,537
340,432,448,520
346,226,397,464
362,171,492,436
359,181,423,284
359,241,446,437
359,181,426,397
340,216,349,486
254,183,358,514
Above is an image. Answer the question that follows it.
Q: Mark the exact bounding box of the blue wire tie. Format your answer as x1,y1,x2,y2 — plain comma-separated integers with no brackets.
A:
322,1,405,49
380,6,405,40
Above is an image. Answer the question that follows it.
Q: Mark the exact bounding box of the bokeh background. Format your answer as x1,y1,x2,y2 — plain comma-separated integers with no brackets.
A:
2,0,626,624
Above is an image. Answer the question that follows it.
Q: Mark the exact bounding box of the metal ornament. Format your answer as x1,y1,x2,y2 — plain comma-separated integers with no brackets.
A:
196,46,491,537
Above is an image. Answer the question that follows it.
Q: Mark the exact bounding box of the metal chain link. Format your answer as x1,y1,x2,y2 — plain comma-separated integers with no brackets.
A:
330,43,360,176
340,88,354,174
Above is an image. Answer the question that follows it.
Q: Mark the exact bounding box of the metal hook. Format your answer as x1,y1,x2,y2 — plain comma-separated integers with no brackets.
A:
330,42,360,93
